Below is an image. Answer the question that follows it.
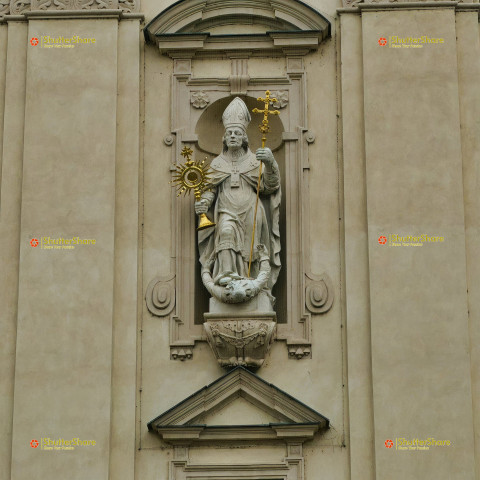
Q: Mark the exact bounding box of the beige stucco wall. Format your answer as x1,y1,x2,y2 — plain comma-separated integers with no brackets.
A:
11,16,119,480
340,4,480,478
362,7,475,479
0,19,27,480
340,11,376,480
0,11,141,480
456,10,480,479
0,0,478,479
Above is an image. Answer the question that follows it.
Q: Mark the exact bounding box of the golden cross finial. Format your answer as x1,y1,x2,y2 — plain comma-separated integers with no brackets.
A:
252,90,280,147
247,90,280,277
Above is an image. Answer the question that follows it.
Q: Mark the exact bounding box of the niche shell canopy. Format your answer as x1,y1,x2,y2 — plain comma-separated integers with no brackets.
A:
144,0,331,57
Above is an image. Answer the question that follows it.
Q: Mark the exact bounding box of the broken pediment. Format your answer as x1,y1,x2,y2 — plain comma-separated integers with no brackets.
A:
148,367,329,443
144,0,331,57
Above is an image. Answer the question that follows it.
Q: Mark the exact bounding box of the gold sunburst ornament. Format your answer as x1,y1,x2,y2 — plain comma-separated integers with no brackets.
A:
170,146,216,231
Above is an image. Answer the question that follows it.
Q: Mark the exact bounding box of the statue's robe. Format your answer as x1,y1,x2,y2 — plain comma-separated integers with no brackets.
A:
198,149,281,290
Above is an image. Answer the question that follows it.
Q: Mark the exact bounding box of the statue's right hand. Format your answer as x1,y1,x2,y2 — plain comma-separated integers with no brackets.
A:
195,199,209,215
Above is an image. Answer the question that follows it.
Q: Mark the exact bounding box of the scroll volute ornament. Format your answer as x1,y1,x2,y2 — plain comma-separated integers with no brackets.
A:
146,274,175,317
305,273,334,314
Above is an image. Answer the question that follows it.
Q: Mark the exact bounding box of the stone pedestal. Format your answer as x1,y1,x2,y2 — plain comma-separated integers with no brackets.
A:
204,293,276,369
209,290,274,313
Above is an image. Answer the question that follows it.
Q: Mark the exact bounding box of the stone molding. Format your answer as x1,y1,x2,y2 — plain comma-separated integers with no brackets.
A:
0,0,139,15
144,0,330,58
170,441,305,480
340,0,478,9
162,66,332,360
170,458,304,480
148,366,329,444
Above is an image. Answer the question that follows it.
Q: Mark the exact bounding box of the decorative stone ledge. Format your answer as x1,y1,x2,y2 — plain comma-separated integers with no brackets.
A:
339,0,478,10
144,0,330,58
0,0,140,16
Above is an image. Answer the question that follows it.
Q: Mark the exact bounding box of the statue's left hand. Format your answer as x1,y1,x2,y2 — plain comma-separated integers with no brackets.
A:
256,148,274,167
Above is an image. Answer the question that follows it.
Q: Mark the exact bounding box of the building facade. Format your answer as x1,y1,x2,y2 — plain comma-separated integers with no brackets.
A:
0,0,479,478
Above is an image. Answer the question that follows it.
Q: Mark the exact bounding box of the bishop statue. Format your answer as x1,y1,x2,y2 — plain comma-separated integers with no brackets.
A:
195,97,281,307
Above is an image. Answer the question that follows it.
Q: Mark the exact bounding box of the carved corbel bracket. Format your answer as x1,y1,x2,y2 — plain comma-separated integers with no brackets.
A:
145,274,176,317
305,273,334,314
229,57,250,96
287,343,312,360
204,315,276,369
170,347,193,361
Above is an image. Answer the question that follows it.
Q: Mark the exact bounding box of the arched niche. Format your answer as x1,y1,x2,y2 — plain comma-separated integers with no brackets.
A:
144,0,334,362
193,95,287,326
195,95,284,155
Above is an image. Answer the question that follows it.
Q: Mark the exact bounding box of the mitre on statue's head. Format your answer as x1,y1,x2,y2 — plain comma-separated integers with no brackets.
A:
222,97,251,132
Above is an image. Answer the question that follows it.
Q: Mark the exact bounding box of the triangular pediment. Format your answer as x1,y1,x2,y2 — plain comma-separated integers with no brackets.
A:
144,0,330,57
197,395,285,425
148,367,329,444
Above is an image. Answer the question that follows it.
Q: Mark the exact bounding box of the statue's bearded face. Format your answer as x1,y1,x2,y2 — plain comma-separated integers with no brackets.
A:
223,128,248,152
225,128,244,148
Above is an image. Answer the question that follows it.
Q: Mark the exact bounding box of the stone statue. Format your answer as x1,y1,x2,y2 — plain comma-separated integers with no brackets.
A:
195,97,281,307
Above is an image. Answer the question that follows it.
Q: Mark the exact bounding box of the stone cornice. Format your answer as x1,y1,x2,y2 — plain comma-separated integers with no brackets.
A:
144,0,330,58
338,0,479,11
0,0,140,16
156,423,322,443
155,31,327,58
